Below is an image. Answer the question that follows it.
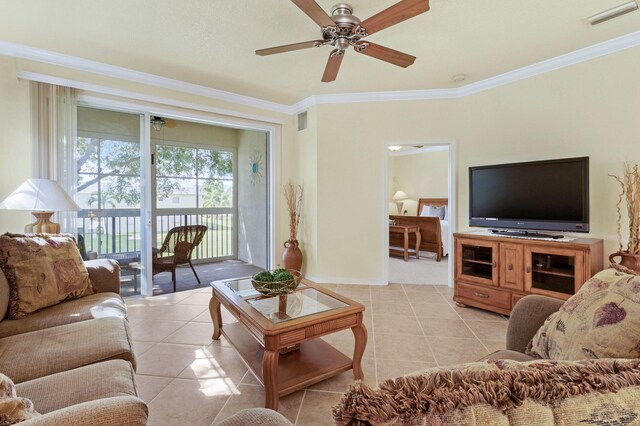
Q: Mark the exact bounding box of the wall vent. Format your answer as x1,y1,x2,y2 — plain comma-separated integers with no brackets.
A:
297,111,308,131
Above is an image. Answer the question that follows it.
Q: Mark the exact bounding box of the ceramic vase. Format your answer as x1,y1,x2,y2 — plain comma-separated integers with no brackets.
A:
282,240,303,272
609,251,640,274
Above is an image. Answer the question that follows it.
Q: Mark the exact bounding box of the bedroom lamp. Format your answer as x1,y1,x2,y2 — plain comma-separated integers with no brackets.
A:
392,190,407,214
0,179,80,233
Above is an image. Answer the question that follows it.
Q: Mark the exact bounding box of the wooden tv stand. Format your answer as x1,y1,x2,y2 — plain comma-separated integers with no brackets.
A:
453,231,603,315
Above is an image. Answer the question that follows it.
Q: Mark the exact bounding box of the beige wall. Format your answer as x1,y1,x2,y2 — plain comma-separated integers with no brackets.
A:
293,106,318,277
0,57,31,232
237,129,268,268
297,46,640,283
389,149,449,215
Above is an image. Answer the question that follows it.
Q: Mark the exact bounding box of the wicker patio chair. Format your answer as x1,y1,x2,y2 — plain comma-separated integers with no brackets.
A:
152,225,207,292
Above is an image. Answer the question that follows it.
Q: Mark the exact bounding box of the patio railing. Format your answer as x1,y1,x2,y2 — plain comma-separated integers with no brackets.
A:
77,209,234,261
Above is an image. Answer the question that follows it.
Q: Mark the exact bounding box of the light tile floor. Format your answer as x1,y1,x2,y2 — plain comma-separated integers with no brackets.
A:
126,284,509,426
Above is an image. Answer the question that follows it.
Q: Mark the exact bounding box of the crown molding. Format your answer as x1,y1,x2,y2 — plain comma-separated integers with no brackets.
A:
457,29,640,97
290,88,460,114
0,40,292,115
17,71,285,125
2,30,640,115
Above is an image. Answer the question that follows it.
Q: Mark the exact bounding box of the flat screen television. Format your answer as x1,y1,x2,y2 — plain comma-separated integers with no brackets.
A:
469,157,589,234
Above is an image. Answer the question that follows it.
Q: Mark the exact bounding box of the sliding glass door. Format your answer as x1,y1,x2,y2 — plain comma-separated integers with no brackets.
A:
153,143,236,261
76,107,147,296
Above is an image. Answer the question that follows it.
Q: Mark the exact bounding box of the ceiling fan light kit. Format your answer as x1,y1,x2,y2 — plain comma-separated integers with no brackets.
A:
587,1,638,25
256,0,431,82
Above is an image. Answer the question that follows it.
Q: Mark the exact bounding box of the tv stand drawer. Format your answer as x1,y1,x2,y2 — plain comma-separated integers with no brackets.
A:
456,282,511,310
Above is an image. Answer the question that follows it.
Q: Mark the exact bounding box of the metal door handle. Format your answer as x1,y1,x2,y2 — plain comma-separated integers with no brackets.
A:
507,263,513,270
492,261,497,268
474,292,489,298
526,266,531,273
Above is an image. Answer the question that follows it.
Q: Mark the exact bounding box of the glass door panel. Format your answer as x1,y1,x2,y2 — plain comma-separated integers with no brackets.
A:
76,107,144,296
154,142,235,262
456,240,498,286
525,247,583,299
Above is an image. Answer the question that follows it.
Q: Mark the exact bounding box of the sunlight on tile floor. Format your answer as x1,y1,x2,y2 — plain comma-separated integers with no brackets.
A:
126,284,509,426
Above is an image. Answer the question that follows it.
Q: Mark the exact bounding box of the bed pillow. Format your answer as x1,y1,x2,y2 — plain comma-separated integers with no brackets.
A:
527,265,640,360
0,233,94,319
420,205,445,219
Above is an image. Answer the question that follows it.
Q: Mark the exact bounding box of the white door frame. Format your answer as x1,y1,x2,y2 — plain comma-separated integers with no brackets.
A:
78,94,280,296
382,140,457,288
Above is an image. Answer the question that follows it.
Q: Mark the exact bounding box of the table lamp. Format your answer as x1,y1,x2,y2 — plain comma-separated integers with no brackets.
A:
0,178,81,233
392,190,407,214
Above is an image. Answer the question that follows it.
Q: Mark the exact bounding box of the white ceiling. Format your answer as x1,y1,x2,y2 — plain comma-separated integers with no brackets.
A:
1,0,639,105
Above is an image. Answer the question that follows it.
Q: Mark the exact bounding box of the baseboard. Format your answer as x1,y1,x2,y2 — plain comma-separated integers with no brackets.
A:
304,274,387,286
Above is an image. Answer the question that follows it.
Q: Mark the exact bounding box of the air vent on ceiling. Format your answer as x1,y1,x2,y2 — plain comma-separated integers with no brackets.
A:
587,1,638,25
297,111,308,131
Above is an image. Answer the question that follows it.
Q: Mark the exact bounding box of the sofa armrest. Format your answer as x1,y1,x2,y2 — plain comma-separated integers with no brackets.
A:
85,259,121,294
20,396,147,426
506,295,564,353
217,408,293,426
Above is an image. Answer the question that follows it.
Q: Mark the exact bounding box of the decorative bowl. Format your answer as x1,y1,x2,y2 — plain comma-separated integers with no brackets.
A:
251,269,302,296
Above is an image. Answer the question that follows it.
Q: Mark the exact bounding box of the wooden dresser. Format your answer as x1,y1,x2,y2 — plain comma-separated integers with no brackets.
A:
453,232,604,315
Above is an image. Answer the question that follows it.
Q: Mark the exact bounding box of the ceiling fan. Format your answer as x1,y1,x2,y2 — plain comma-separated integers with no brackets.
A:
150,116,177,131
256,0,430,82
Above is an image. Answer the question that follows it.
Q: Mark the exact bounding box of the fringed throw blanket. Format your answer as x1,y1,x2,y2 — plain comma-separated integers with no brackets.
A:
333,358,640,426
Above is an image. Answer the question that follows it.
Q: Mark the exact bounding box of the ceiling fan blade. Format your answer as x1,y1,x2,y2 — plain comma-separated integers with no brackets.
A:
164,119,177,129
355,42,416,68
360,0,430,35
256,40,323,56
321,50,344,83
291,0,335,27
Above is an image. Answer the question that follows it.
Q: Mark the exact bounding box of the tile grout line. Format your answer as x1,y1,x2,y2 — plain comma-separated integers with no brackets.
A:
402,284,440,367
144,376,178,406
293,388,307,426
209,383,237,425
430,284,500,358
438,285,508,353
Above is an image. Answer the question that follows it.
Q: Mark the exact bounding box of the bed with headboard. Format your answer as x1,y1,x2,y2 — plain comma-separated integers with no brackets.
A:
389,198,448,261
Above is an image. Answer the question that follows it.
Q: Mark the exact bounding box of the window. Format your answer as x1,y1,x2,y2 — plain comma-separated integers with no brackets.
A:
77,137,141,210
155,145,233,210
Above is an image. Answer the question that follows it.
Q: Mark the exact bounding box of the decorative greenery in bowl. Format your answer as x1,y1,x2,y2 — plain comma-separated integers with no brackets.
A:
251,268,302,295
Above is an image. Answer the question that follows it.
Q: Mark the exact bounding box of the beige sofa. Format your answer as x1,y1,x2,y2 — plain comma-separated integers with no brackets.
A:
0,258,147,425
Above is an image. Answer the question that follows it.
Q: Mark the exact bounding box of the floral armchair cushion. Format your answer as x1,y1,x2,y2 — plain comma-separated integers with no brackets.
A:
0,234,93,319
527,265,640,360
0,372,40,425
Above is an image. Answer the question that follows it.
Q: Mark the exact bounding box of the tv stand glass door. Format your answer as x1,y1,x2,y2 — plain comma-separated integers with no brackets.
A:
524,246,585,299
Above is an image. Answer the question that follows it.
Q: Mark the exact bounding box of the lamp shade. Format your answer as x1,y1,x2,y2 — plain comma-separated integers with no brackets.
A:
0,179,80,212
392,190,407,201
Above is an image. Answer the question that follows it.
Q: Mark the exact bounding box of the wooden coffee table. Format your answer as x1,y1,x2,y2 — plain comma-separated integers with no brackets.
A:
209,279,367,410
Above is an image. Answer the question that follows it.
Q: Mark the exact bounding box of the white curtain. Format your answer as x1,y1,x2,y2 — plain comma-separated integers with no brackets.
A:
31,82,78,233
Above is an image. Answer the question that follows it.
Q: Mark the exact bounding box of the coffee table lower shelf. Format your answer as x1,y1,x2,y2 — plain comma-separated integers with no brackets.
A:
222,321,353,397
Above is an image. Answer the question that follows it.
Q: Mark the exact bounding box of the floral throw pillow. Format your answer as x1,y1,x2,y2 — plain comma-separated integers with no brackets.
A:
0,233,94,319
527,265,640,360
0,372,40,425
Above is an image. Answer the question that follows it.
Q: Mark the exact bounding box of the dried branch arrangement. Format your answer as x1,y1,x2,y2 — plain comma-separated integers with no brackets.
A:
284,183,303,242
610,163,640,255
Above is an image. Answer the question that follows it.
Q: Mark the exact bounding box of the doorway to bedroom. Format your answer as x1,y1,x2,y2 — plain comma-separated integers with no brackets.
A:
386,144,453,286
